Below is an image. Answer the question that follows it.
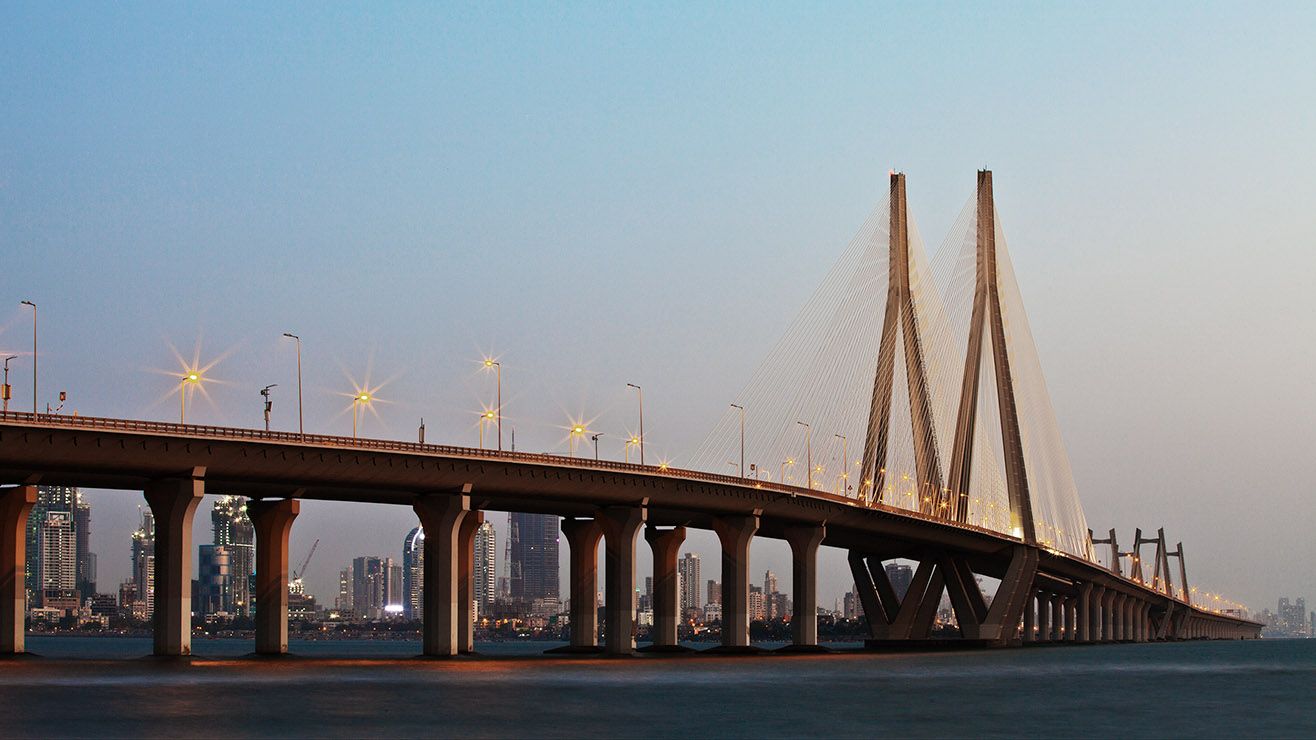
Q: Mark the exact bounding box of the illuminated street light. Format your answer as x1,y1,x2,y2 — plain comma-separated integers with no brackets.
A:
569,423,587,457
797,421,812,490
180,371,201,424
624,435,640,464
626,383,644,465
19,300,35,417
282,333,304,440
479,409,496,449
483,358,502,451
780,457,795,483
352,392,371,439
834,434,847,494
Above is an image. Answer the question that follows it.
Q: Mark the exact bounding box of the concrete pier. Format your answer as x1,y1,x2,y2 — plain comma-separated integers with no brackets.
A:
1,485,37,654
560,517,602,651
643,525,686,649
598,507,645,655
413,491,469,657
712,514,759,649
784,525,825,648
144,472,205,656
1035,591,1050,642
457,511,484,654
247,498,299,655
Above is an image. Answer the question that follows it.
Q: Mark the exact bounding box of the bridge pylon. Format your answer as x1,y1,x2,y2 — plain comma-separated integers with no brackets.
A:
945,171,1036,542
859,171,945,514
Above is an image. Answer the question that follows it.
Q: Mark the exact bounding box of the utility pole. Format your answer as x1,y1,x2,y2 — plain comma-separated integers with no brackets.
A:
2,356,15,413
261,385,277,432
730,404,745,478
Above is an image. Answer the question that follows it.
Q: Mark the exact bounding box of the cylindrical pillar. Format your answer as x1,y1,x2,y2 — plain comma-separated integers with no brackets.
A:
784,525,825,647
560,517,602,650
144,473,205,656
598,507,645,655
1064,597,1076,642
1,486,38,654
248,498,299,655
643,525,686,648
1036,591,1050,642
712,514,759,648
1051,595,1064,641
413,493,469,657
1023,593,1036,643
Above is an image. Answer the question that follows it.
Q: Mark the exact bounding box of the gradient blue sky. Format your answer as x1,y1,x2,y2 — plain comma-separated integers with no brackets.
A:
3,2,1314,611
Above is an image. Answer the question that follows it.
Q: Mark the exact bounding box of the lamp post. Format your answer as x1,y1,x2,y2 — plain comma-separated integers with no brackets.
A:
730,403,745,478
569,424,586,457
834,434,847,494
591,433,603,460
781,458,794,484
479,410,495,449
797,421,812,490
2,355,15,413
626,383,644,465
625,435,639,464
19,301,35,417
261,385,277,431
353,392,371,439
282,333,304,440
483,358,502,450
180,372,200,424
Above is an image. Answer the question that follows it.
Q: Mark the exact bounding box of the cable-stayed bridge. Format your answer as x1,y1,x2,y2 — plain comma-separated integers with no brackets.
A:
0,171,1259,658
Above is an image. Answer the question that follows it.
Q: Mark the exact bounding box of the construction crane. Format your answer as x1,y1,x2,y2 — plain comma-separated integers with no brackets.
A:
289,538,319,595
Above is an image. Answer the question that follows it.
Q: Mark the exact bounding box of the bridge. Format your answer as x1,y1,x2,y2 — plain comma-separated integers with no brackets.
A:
0,171,1260,658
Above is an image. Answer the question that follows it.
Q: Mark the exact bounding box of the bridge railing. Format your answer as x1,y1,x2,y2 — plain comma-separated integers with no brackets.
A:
0,410,1012,540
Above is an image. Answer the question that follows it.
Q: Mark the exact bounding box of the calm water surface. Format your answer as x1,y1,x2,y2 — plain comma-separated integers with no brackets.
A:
1,637,1312,738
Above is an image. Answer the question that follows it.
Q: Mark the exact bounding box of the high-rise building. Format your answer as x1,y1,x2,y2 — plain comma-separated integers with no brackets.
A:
885,562,914,601
335,568,353,616
352,556,403,619
749,585,765,621
38,509,78,613
403,527,424,619
130,509,155,618
72,492,95,597
707,579,721,606
843,590,857,620
474,521,496,617
24,486,80,605
212,497,255,617
508,512,559,603
196,544,231,616
678,553,701,618
764,570,778,597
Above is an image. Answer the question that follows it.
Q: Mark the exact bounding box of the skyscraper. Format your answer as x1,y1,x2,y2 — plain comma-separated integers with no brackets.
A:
508,512,559,603
72,491,95,597
24,485,79,604
212,497,255,617
885,562,914,601
196,544,231,616
403,527,424,619
474,520,496,617
38,509,78,613
679,553,702,618
130,509,155,618
352,556,403,619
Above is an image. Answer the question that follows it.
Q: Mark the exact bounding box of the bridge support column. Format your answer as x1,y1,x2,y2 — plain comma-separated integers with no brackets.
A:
1123,596,1135,641
457,511,483,654
1064,597,1076,642
413,492,469,657
144,472,205,657
1077,583,1093,642
1035,591,1050,642
560,517,603,651
784,525,825,648
642,525,685,649
1,485,37,655
713,514,759,649
1022,594,1035,642
1051,594,1064,641
599,507,645,655
248,498,299,655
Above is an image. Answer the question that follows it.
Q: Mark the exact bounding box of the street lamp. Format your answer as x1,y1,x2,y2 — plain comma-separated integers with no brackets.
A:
624,435,640,464
352,392,371,439
483,358,502,451
261,385,277,432
569,423,587,457
626,383,644,465
19,301,35,417
180,372,201,424
730,403,745,478
781,457,795,484
797,421,812,490
834,434,847,494
591,433,603,460
282,333,304,440
2,355,15,413
479,409,496,448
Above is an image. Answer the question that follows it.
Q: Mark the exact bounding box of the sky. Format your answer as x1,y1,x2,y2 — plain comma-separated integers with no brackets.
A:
2,1,1314,613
